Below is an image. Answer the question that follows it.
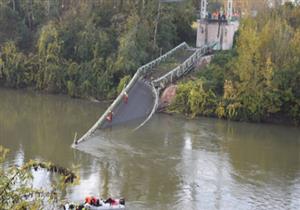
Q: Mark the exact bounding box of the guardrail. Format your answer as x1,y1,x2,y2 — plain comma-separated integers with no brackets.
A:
73,42,189,145
152,41,217,89
138,42,189,75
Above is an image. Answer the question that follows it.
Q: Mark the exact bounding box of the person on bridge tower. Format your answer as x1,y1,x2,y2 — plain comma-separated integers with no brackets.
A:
123,91,128,104
106,110,114,122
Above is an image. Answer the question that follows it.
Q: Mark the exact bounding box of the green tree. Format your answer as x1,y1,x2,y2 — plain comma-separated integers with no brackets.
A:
37,22,65,93
0,42,27,88
188,80,217,117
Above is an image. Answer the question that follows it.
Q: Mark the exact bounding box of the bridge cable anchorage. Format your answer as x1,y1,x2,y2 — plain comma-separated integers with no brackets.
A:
73,42,216,146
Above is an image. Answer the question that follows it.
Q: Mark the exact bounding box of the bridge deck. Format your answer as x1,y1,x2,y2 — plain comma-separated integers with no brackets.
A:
101,80,155,128
145,48,195,80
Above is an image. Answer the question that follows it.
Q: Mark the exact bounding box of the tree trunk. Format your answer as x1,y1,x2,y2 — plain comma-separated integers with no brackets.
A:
46,0,50,17
28,0,33,30
12,0,15,10
153,1,161,49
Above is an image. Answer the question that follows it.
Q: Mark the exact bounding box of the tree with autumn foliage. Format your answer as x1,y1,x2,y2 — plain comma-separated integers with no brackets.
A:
172,3,300,124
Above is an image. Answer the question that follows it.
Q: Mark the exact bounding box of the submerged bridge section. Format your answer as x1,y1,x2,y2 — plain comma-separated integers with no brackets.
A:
74,42,217,145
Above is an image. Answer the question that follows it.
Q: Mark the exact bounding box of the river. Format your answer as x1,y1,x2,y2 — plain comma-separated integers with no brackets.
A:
0,88,299,210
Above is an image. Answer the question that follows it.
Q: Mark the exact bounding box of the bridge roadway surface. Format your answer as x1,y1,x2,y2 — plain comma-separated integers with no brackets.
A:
146,49,195,80
101,79,155,128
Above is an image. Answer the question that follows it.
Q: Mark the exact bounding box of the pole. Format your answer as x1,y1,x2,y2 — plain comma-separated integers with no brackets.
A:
200,0,207,20
227,0,233,21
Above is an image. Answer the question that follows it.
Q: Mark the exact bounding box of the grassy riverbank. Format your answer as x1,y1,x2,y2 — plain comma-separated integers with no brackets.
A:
169,3,300,125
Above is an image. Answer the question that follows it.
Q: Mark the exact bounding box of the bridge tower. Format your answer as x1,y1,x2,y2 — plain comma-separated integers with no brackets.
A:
196,0,239,50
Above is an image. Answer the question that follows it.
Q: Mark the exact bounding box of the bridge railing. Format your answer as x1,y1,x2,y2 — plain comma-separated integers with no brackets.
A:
74,42,189,145
152,41,217,89
138,42,189,75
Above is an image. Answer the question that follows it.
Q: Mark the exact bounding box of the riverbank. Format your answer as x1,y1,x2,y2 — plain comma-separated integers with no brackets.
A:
161,78,300,127
0,85,115,104
157,80,297,127
160,107,298,127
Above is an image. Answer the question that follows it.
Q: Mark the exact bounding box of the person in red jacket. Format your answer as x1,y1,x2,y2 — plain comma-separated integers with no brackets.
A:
85,196,92,204
123,91,129,104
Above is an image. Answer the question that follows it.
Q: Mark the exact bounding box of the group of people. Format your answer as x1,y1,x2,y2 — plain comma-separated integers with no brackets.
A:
85,196,125,207
208,11,227,20
63,196,125,210
206,11,240,21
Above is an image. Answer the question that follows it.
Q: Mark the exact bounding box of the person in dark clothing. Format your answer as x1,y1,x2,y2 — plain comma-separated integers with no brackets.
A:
208,13,212,20
222,14,226,21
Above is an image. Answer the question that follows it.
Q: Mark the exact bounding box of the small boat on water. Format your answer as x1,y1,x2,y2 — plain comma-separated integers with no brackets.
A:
63,197,125,210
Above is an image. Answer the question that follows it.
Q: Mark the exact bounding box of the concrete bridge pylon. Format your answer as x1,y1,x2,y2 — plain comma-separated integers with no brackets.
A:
197,0,239,50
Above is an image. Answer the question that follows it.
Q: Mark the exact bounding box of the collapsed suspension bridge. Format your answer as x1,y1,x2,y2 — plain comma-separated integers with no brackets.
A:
73,42,217,146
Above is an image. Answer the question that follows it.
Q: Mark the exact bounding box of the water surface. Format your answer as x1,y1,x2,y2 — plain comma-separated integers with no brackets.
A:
0,89,299,210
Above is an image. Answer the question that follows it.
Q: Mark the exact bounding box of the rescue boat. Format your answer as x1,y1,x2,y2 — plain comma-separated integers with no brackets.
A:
63,198,125,210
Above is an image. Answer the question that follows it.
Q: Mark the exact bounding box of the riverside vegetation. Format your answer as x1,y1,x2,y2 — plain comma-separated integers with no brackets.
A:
0,146,78,209
170,3,300,125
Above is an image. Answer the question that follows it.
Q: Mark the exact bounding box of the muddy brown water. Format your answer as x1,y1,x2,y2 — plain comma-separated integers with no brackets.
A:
0,89,299,210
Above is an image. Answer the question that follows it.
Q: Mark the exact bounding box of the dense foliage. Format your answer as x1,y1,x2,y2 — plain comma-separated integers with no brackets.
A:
0,0,196,99
171,3,300,124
